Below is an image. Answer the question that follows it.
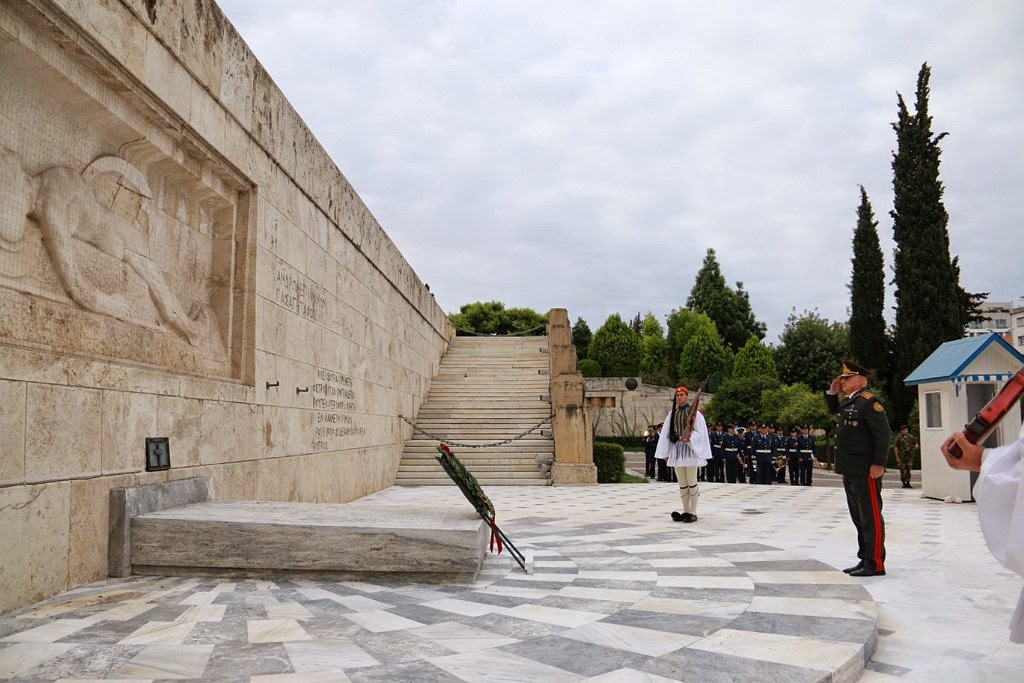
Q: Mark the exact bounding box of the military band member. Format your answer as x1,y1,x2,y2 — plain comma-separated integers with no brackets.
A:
785,426,800,485
708,422,725,483
826,360,891,577
743,422,757,484
770,425,787,484
749,423,775,485
722,424,743,483
797,424,816,486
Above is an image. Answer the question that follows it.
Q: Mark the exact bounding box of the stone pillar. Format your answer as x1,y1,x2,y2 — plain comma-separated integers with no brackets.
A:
547,309,596,485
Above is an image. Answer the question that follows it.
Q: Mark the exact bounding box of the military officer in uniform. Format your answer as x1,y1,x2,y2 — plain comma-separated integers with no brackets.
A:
785,426,800,485
892,424,919,488
743,422,757,484
750,423,775,485
825,360,891,577
722,424,743,483
796,424,816,486
708,423,725,483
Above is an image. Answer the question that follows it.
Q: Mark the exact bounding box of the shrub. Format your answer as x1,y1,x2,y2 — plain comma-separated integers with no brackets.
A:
595,435,645,450
593,441,625,483
578,358,602,377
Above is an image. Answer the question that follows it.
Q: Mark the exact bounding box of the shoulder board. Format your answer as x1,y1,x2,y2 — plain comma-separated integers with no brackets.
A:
860,391,874,400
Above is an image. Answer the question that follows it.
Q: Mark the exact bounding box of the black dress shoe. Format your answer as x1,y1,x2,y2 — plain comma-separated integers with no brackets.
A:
683,513,697,523
671,511,684,522
842,562,863,574
849,567,885,577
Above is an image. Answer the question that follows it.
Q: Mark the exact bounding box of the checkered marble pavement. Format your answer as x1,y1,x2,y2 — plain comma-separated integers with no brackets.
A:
2,480,1023,682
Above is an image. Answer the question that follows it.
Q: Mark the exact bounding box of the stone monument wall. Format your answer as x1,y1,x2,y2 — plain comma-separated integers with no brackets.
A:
0,0,452,613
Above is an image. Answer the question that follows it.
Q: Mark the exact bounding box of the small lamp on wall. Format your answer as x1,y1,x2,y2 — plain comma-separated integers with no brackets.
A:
145,437,170,471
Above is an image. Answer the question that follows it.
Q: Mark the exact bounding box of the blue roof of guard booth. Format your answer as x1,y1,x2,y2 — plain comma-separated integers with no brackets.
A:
904,333,1024,386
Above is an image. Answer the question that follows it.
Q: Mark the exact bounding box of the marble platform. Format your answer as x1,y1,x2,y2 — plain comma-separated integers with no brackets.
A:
120,483,488,583
3,481,1023,681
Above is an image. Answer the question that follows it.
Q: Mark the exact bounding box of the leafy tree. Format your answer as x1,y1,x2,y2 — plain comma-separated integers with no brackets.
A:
449,301,547,336
588,313,643,377
775,310,848,391
732,335,778,381
665,308,719,383
679,325,728,388
889,63,972,422
849,186,889,378
760,383,831,432
639,312,670,384
687,248,767,351
578,358,601,377
572,316,592,360
705,375,781,427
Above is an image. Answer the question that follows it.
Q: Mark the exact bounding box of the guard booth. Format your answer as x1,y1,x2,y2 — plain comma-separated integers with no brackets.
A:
904,334,1024,502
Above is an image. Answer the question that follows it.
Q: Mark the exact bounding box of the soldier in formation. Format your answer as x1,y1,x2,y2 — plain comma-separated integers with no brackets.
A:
796,424,817,486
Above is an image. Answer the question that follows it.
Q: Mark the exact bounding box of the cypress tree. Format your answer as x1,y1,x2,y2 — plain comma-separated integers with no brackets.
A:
849,186,889,379
890,63,966,423
687,248,766,351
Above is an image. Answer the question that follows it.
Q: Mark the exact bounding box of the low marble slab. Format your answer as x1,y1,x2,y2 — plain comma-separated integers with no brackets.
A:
128,488,488,583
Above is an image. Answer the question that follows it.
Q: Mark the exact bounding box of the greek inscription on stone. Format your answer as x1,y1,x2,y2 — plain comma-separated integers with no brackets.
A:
312,367,365,450
275,266,326,322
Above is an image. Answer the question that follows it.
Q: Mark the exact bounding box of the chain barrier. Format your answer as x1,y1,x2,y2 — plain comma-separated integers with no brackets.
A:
398,413,554,448
448,322,549,337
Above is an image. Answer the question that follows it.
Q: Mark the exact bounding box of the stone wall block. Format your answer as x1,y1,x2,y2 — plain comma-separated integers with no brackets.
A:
157,395,203,468
143,31,190,121
101,391,159,475
198,399,236,465
218,22,255,128
0,379,26,485
26,384,102,482
0,482,70,614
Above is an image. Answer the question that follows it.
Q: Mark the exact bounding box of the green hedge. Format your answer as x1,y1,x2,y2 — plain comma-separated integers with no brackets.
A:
595,435,646,450
578,358,602,377
593,441,625,483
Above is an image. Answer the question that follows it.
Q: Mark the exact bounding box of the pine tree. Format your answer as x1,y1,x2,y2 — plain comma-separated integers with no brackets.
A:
687,248,766,351
890,63,968,422
849,186,889,378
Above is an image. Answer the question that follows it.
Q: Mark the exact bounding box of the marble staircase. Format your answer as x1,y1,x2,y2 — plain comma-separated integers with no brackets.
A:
396,335,553,486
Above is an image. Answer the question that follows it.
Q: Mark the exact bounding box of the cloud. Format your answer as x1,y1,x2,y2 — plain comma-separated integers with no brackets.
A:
218,0,1024,342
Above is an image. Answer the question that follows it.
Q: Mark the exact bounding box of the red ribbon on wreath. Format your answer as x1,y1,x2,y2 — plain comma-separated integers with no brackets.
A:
488,514,503,554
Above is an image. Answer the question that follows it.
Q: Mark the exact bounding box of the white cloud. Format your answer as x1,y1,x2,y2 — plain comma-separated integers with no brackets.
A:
218,0,1024,341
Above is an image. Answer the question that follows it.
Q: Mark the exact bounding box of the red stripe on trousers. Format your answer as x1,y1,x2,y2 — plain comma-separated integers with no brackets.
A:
867,476,883,570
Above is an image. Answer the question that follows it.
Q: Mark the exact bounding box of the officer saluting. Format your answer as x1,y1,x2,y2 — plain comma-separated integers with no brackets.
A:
825,360,891,577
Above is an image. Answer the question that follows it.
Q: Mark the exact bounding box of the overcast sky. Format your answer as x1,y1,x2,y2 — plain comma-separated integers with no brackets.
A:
217,0,1022,343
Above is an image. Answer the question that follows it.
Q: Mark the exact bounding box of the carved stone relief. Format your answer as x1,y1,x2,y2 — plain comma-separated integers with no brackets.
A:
0,9,254,381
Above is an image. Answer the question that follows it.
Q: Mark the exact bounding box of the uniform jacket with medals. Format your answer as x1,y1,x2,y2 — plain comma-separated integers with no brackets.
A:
824,389,891,476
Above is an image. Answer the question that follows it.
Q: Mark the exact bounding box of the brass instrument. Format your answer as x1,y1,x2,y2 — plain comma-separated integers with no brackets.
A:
773,455,788,474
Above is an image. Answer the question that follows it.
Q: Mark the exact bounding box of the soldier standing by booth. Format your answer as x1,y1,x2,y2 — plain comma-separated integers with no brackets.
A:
892,424,919,488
